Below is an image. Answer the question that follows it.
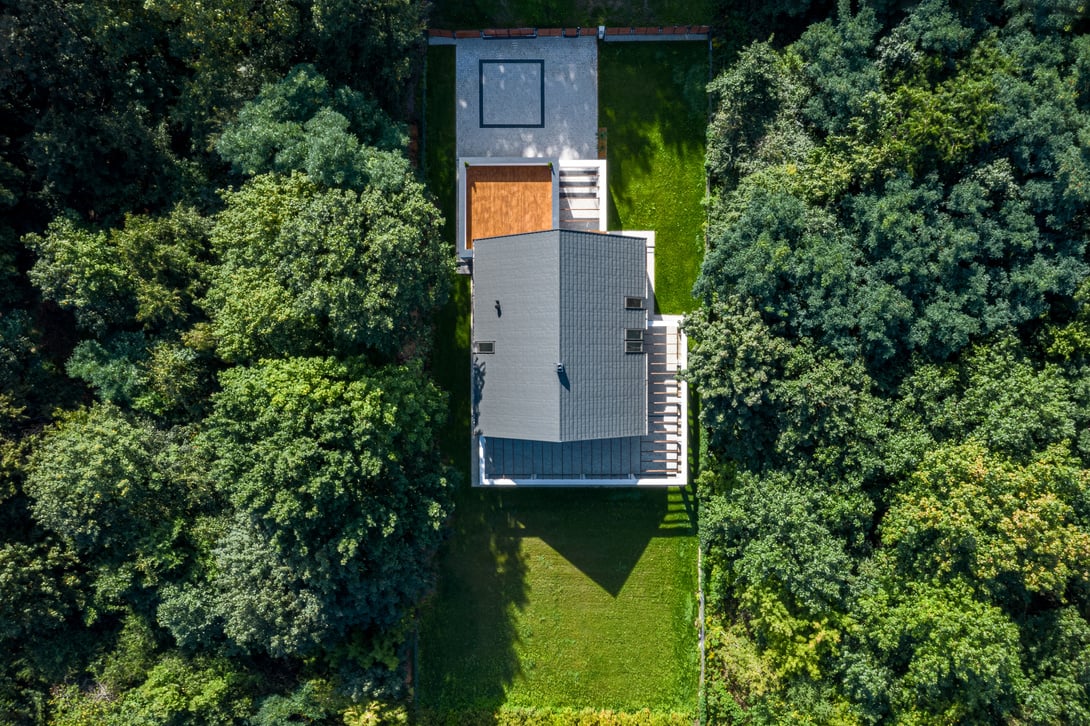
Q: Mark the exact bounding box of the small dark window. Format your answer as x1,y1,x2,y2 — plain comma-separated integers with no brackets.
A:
625,296,645,310
475,341,495,354
624,328,644,353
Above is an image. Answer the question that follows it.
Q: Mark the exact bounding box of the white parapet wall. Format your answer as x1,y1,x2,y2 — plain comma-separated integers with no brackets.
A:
457,156,560,257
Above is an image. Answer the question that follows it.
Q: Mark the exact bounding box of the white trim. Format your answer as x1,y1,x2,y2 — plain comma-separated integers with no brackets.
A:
457,156,560,257
477,435,488,488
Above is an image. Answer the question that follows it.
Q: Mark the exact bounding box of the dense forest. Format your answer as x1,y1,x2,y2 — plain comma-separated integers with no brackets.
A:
693,0,1090,722
2,0,1089,723
0,0,450,722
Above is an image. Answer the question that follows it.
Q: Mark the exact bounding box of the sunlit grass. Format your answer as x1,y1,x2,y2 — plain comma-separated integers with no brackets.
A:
600,42,708,315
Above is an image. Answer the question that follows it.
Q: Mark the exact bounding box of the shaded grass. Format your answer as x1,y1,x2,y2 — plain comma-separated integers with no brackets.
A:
418,488,698,716
425,46,457,248
600,43,707,315
429,0,714,30
424,45,471,470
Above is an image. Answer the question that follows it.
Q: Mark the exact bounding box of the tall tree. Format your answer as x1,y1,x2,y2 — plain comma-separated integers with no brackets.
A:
204,172,450,362
695,0,1090,721
162,357,452,666
216,63,406,190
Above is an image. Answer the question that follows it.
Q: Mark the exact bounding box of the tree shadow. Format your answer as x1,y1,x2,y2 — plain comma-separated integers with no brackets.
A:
416,486,530,716
471,358,485,431
432,275,472,467
600,42,708,229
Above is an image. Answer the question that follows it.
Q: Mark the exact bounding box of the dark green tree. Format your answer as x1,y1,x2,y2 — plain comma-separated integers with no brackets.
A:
204,172,451,362
216,63,406,190
25,404,208,611
307,0,425,107
695,1,1090,720
164,357,452,666
25,206,209,336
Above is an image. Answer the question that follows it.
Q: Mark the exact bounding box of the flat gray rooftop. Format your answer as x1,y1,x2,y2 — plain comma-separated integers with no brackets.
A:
472,230,648,443
455,37,598,159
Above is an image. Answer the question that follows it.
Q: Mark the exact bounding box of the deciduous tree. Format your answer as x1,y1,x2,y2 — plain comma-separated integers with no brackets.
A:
204,172,450,361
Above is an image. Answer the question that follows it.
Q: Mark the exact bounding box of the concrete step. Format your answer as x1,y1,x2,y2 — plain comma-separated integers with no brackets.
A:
560,208,601,220
561,196,600,210
559,219,600,231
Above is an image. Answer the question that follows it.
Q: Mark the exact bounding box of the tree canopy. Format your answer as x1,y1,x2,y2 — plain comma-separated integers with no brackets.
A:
161,357,451,660
204,171,451,362
696,1,1090,722
0,5,452,721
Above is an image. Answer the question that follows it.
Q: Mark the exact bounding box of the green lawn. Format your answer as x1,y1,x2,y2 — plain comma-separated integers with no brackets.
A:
417,488,698,718
429,0,713,30
419,40,703,723
600,42,708,315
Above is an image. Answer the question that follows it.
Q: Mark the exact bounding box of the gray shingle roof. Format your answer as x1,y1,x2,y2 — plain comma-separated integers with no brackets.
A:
472,230,648,442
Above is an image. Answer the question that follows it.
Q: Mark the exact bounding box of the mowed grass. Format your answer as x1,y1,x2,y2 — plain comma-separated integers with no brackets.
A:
600,42,708,315
417,488,698,717
429,0,713,30
420,40,701,722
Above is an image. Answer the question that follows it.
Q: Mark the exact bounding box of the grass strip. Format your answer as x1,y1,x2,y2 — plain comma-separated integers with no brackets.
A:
419,39,701,722
599,42,708,315
429,0,713,31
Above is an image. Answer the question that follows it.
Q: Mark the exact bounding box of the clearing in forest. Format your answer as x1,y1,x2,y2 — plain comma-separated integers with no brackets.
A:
420,37,706,719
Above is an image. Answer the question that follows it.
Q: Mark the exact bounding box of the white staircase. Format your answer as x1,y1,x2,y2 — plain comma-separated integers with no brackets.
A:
559,164,604,232
640,320,685,477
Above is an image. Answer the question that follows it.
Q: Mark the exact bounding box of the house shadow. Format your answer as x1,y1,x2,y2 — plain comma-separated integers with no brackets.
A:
499,486,695,598
415,484,698,720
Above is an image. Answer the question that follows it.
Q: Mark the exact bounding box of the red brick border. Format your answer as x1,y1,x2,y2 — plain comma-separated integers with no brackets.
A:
429,25,710,41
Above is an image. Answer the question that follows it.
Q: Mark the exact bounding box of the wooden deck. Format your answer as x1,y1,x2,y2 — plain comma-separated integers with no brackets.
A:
466,165,553,248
